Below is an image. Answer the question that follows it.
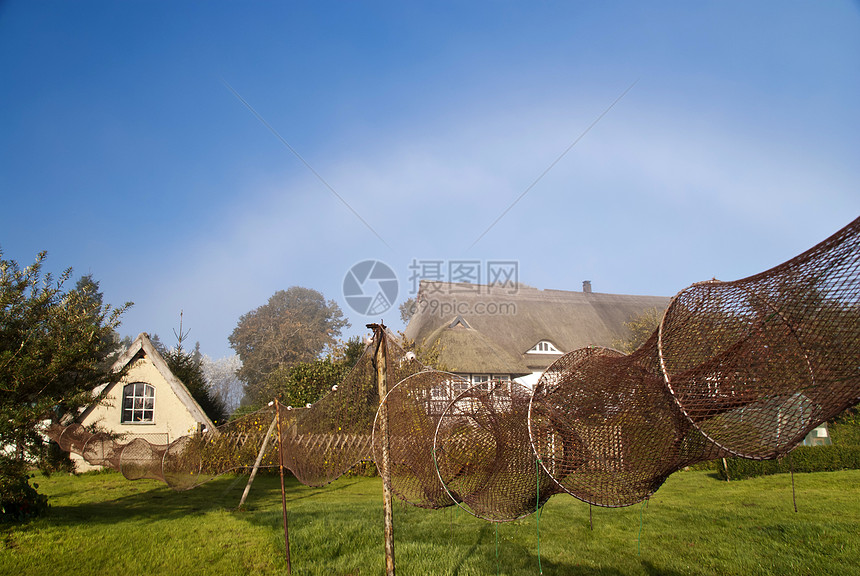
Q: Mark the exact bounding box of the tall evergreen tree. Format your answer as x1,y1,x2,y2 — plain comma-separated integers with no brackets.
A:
0,251,131,520
162,342,227,425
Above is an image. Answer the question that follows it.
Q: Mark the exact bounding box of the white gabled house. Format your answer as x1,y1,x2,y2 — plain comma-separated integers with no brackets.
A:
70,332,215,471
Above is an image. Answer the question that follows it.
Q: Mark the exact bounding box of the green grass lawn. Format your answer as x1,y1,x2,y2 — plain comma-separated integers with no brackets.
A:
1,468,858,575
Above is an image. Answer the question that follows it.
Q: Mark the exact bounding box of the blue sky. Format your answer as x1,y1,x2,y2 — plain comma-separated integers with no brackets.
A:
2,1,858,359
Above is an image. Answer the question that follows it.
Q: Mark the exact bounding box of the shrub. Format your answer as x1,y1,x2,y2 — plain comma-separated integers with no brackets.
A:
686,460,719,472
38,441,74,475
344,460,378,478
0,457,49,522
718,445,860,481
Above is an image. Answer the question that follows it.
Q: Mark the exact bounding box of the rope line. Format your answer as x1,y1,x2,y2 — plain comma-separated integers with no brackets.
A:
789,452,798,513
536,457,543,574
495,523,500,576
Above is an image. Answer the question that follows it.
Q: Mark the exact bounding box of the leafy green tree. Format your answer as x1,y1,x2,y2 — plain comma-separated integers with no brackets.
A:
258,359,349,408
147,333,167,355
229,287,349,403
246,336,367,408
399,297,416,324
343,335,366,367
329,335,366,369
0,250,130,520
829,407,860,446
612,307,663,354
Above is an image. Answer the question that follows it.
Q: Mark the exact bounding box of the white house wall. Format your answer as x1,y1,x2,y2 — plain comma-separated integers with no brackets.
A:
515,372,542,389
71,355,203,471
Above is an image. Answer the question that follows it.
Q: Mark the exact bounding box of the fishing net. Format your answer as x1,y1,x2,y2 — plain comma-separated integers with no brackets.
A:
45,216,860,517
45,330,422,490
528,338,726,507
371,370,467,509
282,331,423,487
659,216,860,459
46,406,295,490
434,379,560,521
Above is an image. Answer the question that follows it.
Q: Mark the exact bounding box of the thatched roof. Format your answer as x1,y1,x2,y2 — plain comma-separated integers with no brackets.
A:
424,317,529,375
404,281,671,374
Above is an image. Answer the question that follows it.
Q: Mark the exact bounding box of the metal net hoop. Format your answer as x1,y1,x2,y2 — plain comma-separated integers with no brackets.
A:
371,369,466,509
118,437,166,482
528,338,726,508
657,281,815,459
80,432,115,468
528,346,630,507
162,435,205,490
433,378,557,522
55,423,85,453
658,216,860,459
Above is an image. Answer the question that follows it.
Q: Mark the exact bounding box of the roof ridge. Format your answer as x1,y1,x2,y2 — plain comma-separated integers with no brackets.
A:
82,332,215,430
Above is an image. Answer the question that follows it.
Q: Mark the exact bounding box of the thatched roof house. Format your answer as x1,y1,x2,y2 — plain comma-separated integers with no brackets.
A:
404,280,671,387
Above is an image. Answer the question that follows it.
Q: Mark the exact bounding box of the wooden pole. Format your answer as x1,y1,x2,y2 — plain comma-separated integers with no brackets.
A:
275,399,292,573
238,412,278,509
369,323,396,576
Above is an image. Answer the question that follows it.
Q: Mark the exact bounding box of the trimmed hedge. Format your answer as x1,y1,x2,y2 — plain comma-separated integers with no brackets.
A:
718,445,860,481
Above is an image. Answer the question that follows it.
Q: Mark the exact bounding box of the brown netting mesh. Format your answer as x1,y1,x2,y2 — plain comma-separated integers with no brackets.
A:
166,405,290,490
44,405,294,491
659,216,860,459
371,370,466,509
80,432,119,468
282,331,423,487
528,340,727,507
434,379,560,521
51,423,86,454
44,330,423,491
43,216,860,517
119,437,166,482
162,435,203,488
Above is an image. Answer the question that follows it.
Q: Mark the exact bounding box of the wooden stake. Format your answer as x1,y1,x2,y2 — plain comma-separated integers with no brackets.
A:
369,323,396,576
238,413,278,509
275,399,292,573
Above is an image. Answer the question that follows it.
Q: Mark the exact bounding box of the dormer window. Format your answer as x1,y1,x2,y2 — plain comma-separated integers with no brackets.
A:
527,340,562,354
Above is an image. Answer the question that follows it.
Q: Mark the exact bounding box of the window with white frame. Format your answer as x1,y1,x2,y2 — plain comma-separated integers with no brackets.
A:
454,376,472,396
472,374,491,392
526,340,562,354
122,382,155,423
492,374,511,392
